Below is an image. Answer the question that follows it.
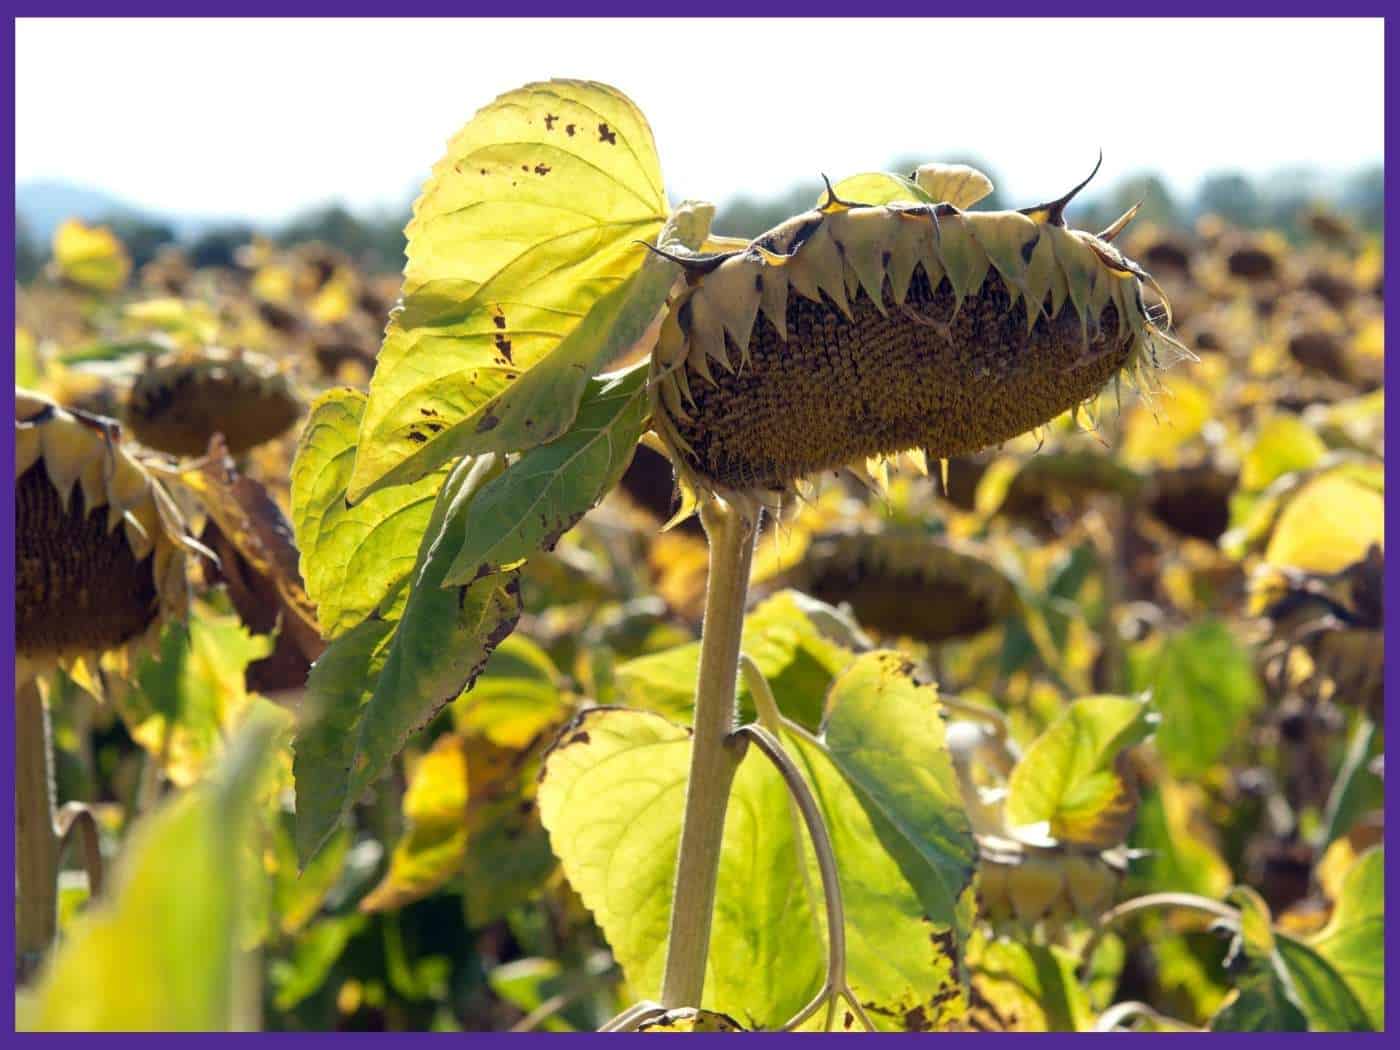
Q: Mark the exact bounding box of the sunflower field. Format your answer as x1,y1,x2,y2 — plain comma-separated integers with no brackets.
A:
13,79,1384,1032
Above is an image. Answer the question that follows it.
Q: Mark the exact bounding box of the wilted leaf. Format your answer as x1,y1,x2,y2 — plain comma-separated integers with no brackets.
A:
1003,696,1156,848
361,734,470,913
181,436,323,662
18,714,280,1031
441,363,650,587
1125,619,1261,779
346,79,669,501
291,387,451,639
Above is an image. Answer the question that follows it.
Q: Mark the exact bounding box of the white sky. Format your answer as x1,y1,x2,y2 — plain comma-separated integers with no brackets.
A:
14,17,1386,222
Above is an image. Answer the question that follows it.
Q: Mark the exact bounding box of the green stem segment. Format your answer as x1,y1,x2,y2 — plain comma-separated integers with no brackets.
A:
660,498,758,1010
16,677,61,984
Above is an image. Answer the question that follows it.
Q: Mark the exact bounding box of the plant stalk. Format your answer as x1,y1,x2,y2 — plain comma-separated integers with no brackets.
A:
16,676,61,984
660,498,758,1009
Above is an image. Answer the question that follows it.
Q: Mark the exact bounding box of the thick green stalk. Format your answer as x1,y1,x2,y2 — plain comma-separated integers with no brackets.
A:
16,676,61,983
660,498,758,1009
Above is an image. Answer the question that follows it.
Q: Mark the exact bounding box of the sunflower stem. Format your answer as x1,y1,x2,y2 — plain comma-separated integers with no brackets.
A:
16,675,62,984
660,497,758,1010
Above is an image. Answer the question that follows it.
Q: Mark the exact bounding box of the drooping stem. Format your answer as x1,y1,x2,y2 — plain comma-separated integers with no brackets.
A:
660,497,759,1009
16,676,61,983
733,723,873,1032
1078,892,1240,982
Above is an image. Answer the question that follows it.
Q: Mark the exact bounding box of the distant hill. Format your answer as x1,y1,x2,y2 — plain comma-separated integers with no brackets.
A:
15,179,259,241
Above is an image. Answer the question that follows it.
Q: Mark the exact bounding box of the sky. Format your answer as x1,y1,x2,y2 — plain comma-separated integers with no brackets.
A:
14,17,1386,223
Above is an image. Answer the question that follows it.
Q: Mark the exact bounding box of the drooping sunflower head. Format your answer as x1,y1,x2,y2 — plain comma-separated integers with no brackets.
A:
648,161,1189,507
125,347,303,457
776,528,1020,644
15,390,190,683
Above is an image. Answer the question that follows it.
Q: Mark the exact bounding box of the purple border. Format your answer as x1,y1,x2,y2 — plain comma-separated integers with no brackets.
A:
6,9,1394,1042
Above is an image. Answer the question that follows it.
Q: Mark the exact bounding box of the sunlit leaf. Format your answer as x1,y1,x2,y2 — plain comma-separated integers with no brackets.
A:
291,387,451,639
828,172,937,208
614,590,856,728
1264,470,1384,573
966,934,1091,1031
18,714,280,1031
1003,696,1156,848
346,79,669,502
452,634,568,749
1309,846,1383,1028
441,363,650,587
538,654,975,1031
361,734,470,913
1241,414,1327,491
51,218,131,292
115,601,277,787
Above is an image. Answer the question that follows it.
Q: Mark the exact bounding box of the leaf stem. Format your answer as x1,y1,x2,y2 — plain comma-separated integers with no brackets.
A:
1078,892,1240,983
659,497,758,1010
733,723,874,1032
1094,1000,1202,1032
16,676,62,984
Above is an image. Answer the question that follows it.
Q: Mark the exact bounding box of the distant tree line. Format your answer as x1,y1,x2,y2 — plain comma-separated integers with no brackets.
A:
13,163,1383,286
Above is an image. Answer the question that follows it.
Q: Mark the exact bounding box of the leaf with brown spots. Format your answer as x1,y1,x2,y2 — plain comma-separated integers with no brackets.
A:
346,80,669,503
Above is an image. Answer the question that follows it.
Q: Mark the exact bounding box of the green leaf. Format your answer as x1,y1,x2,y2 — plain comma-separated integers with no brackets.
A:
268,817,350,937
1128,778,1233,898
116,601,276,787
538,655,975,1031
293,454,522,866
1274,934,1372,1032
614,590,856,728
820,652,977,916
1211,967,1308,1031
346,79,669,502
293,617,393,865
441,363,650,587
1309,846,1383,1029
1125,619,1262,779
489,955,615,1032
360,733,470,913
268,914,368,1013
18,713,280,1031
1003,696,1157,848
462,792,558,928
291,387,451,638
